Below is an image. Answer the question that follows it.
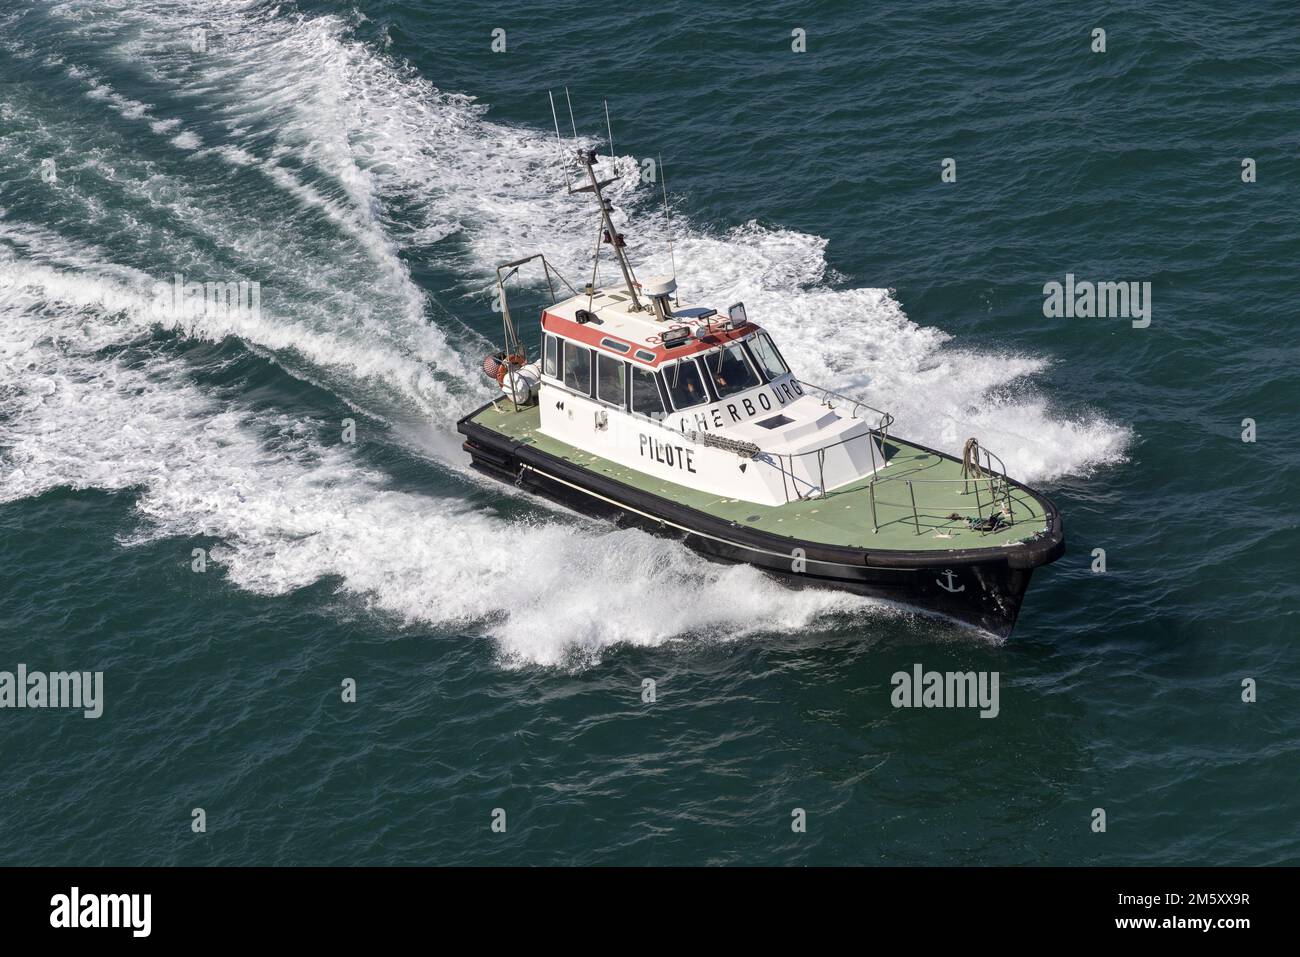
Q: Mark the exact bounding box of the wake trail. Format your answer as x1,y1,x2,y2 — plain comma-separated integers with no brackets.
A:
0,0,1128,663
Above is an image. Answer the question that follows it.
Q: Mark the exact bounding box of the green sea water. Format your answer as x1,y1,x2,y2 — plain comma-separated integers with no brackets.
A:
0,0,1297,865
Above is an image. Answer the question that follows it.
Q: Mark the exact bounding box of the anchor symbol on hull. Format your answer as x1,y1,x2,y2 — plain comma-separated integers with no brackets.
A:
936,569,965,593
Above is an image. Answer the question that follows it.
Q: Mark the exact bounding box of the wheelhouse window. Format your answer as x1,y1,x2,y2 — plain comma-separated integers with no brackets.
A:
596,353,626,407
745,332,789,381
704,343,760,398
563,341,592,395
630,366,665,417
543,335,558,378
663,359,707,410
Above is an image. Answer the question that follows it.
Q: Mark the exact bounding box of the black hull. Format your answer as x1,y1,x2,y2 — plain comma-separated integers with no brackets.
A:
458,406,1065,638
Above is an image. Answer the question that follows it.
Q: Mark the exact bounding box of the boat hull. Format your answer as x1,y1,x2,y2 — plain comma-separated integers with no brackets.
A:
458,404,1064,638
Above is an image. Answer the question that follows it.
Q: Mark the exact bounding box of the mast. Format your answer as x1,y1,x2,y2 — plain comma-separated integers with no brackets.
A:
573,148,643,312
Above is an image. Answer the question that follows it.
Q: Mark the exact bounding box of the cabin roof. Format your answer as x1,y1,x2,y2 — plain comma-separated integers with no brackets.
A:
541,286,751,367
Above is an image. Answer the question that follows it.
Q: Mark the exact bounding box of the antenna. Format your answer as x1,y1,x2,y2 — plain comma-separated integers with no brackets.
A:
547,91,572,192
564,86,578,144
660,152,678,305
604,99,615,164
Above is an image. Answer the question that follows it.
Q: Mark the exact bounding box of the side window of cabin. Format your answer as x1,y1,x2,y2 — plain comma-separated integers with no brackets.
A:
596,353,626,407
630,366,665,417
543,335,558,378
563,341,592,395
745,332,789,381
663,359,708,410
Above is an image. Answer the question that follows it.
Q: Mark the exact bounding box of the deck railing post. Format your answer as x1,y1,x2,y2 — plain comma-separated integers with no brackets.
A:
907,481,921,535
869,481,878,533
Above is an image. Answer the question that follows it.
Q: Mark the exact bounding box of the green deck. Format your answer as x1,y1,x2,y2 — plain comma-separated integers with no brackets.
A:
467,402,1050,552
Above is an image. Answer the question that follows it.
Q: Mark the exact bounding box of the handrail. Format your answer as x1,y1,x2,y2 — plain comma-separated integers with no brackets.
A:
759,381,894,503
796,379,895,436
769,428,885,503
494,253,579,412
870,436,1025,537
867,471,1026,535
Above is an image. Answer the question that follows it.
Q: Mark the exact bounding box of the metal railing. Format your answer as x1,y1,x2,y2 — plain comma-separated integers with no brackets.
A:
770,429,884,504
764,381,895,504
865,448,1036,535
493,253,579,412
797,380,895,437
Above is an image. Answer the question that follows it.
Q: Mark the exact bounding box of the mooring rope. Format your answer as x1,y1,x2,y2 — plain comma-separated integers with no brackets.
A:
688,430,761,458
961,437,984,480
961,436,1015,521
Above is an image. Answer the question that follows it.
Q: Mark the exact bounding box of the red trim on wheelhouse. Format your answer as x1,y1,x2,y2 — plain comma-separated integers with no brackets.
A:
540,312,753,367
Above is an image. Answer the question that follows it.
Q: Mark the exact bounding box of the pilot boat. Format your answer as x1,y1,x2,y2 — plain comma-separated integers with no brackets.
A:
457,148,1064,637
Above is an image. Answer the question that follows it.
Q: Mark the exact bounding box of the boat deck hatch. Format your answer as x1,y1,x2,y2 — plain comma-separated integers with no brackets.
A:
756,414,795,430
